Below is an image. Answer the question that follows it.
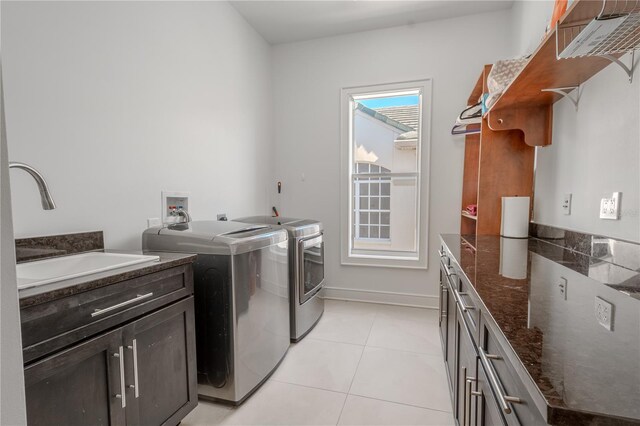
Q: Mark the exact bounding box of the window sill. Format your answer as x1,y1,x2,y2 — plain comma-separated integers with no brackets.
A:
342,253,427,270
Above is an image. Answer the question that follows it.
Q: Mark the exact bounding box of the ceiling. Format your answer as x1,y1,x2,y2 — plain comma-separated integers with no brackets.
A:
230,1,514,45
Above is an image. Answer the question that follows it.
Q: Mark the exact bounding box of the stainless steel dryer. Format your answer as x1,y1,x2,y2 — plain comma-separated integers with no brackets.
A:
235,216,324,342
142,221,290,405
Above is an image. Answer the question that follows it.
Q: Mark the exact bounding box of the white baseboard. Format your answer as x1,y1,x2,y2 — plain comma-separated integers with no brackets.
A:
322,286,438,309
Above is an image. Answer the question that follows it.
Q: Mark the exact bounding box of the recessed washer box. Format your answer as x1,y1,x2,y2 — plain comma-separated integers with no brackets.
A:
162,191,190,224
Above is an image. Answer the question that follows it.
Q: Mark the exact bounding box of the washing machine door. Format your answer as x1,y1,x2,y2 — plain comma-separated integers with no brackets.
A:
298,234,324,304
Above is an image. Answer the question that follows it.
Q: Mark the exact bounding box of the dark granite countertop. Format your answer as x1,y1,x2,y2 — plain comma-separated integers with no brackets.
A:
441,234,640,425
19,250,196,308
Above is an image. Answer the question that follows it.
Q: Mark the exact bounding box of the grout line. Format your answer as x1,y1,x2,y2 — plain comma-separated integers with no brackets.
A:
268,377,348,396
364,343,445,359
305,336,367,349
346,393,454,415
337,307,376,425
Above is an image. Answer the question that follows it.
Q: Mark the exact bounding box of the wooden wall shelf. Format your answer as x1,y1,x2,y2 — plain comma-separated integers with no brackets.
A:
461,211,477,221
482,0,628,147
458,0,629,239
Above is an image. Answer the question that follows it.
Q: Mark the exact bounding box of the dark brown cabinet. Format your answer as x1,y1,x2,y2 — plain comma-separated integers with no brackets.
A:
123,299,197,426
440,251,458,402
439,239,547,426
475,364,507,426
456,304,478,426
22,263,197,426
24,328,126,426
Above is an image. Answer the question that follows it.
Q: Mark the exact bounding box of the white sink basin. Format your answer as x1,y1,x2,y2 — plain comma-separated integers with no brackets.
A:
17,252,160,290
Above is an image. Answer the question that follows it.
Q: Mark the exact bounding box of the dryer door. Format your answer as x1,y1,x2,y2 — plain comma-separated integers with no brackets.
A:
298,234,324,304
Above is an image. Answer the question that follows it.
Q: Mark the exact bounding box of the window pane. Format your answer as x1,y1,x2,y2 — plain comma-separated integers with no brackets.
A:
353,176,417,251
359,197,368,209
370,226,379,239
370,197,379,210
380,226,390,239
381,197,390,210
359,212,368,225
352,98,419,173
381,212,390,225
349,88,423,257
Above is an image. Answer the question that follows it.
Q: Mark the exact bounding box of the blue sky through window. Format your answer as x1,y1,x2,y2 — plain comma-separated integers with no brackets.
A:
359,95,419,109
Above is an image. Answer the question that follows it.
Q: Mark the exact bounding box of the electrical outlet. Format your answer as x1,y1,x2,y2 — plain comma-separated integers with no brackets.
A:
562,194,572,215
558,277,568,300
595,296,614,331
599,192,621,220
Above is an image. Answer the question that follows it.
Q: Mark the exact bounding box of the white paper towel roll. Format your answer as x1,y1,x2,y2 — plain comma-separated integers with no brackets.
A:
501,196,530,238
500,237,528,279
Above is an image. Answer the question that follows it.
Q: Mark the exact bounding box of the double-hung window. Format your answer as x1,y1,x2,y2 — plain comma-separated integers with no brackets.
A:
340,80,431,269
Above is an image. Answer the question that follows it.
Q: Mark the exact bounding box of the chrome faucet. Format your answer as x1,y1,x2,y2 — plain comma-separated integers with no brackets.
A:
171,208,191,223
9,162,56,210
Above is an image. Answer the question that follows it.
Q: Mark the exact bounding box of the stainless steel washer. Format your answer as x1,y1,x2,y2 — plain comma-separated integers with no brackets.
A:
235,216,324,342
142,221,290,404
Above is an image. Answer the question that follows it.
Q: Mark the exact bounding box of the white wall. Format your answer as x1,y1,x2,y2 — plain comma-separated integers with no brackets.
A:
2,1,274,249
272,10,513,306
0,61,27,426
510,0,554,57
511,1,640,242
534,60,640,242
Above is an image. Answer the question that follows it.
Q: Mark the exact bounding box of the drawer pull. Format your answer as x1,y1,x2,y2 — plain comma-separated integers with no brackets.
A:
113,346,126,408
479,347,522,414
91,293,154,317
453,289,475,312
438,249,447,258
446,266,456,278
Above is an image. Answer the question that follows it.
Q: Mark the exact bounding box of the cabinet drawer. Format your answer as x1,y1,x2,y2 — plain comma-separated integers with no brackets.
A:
22,264,193,363
480,321,545,426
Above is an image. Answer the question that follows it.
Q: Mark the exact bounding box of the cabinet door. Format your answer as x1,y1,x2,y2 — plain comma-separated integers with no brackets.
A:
24,328,126,426
476,365,507,426
439,262,449,358
446,274,458,396
456,306,478,426
123,297,197,426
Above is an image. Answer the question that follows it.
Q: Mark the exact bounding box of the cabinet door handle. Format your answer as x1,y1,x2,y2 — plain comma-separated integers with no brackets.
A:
438,249,447,258
463,367,470,426
92,293,154,317
466,376,478,413
113,346,126,408
453,289,475,312
446,266,456,278
479,347,522,414
127,339,140,398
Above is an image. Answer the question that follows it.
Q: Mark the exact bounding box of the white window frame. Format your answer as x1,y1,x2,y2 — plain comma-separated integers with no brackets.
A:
340,79,431,270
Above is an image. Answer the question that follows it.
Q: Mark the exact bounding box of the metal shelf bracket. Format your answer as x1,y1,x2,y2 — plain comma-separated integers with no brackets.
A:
601,51,635,82
541,86,581,110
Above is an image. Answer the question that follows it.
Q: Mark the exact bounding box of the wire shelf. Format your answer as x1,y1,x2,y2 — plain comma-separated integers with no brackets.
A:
557,0,640,59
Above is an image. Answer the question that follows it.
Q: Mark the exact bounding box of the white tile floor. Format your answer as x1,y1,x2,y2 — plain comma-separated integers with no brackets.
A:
182,300,454,426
